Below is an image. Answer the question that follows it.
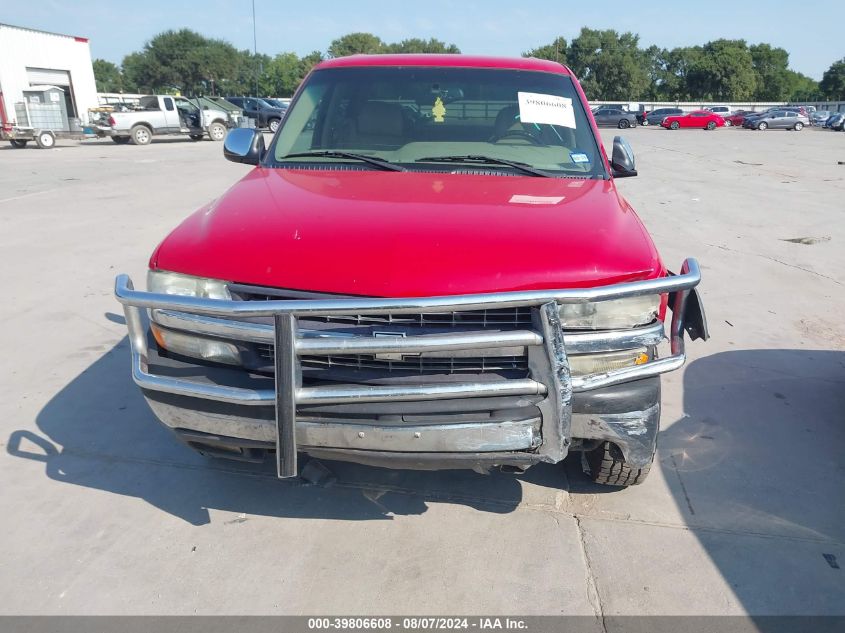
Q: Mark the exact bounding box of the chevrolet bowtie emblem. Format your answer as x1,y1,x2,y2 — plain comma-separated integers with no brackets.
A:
372,331,418,361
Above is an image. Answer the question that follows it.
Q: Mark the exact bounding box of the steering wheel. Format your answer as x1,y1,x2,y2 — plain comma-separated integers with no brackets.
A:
489,130,545,145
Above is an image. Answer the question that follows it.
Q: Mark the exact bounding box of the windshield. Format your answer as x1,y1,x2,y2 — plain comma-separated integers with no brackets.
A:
269,66,605,178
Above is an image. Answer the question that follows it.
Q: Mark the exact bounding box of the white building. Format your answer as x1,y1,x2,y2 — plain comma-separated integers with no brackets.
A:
0,23,98,129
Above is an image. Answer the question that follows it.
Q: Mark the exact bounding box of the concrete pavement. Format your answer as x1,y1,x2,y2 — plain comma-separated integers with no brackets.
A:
0,127,843,616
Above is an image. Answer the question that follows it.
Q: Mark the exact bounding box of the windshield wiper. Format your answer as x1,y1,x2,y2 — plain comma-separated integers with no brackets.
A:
279,151,406,172
415,155,554,177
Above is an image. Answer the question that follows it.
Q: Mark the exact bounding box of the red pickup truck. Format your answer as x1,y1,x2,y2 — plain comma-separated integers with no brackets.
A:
115,55,707,487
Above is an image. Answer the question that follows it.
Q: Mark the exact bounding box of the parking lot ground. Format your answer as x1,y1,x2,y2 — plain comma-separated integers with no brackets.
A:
1,128,844,616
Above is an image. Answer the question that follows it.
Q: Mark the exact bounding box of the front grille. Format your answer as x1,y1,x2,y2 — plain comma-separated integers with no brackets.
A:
255,344,528,374
236,286,534,378
237,290,533,329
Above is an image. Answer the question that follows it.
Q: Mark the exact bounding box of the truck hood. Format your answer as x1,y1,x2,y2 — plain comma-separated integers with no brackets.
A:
152,168,663,297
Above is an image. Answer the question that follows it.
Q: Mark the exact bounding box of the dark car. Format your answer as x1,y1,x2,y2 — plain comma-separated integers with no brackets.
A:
645,107,683,126
263,98,290,111
224,97,287,132
826,113,845,130
592,107,637,129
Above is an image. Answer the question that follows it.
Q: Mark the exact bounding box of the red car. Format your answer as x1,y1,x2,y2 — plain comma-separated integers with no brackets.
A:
115,55,707,488
725,110,755,127
661,110,726,130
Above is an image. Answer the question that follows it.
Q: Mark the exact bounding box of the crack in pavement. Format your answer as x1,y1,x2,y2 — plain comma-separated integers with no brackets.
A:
704,242,843,286
670,454,696,516
574,515,607,633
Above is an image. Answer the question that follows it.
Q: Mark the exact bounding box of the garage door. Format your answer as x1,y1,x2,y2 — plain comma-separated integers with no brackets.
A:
26,67,70,86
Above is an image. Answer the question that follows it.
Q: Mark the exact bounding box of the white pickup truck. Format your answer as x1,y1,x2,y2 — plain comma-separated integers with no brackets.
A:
96,95,235,145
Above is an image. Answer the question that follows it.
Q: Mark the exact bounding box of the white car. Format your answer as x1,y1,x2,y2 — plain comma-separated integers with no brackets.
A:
704,105,733,125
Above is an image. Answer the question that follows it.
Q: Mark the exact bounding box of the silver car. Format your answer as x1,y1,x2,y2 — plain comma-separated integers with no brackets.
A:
750,110,809,131
811,111,831,126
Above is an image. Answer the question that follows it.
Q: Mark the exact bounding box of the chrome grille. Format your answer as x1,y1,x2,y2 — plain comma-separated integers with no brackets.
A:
256,344,527,374
238,296,533,329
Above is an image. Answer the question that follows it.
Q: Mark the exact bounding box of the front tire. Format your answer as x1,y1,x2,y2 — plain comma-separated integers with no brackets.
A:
586,441,653,487
268,118,280,133
724,119,732,127
207,122,227,141
618,118,630,129
670,121,680,130
705,121,716,130
794,122,804,131
130,125,152,145
757,121,768,130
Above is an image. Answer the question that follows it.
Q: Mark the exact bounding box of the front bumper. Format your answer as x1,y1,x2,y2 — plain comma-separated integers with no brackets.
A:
115,260,706,477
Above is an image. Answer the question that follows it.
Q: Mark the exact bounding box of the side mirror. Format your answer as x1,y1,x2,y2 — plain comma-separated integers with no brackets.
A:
611,136,637,178
223,128,265,165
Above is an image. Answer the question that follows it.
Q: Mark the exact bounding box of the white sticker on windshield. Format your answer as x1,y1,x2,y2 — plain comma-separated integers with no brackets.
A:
518,92,576,129
570,152,590,163
509,195,565,205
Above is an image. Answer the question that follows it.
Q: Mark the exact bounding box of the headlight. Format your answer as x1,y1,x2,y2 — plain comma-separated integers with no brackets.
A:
147,270,240,365
147,270,232,300
559,294,660,330
569,348,649,376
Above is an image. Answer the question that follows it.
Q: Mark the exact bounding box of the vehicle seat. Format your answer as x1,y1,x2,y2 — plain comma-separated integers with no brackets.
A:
344,101,406,149
490,105,574,147
491,105,524,140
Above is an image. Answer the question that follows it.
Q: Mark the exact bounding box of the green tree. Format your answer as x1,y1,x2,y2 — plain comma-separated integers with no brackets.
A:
784,70,821,101
820,58,845,100
686,40,758,100
299,50,325,76
328,32,384,57
120,29,239,94
384,38,460,54
567,28,649,100
120,52,149,92
262,52,304,96
522,37,568,64
92,59,123,92
750,43,790,100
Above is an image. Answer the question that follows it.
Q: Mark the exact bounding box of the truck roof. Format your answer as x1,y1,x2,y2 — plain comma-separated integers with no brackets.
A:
315,54,571,75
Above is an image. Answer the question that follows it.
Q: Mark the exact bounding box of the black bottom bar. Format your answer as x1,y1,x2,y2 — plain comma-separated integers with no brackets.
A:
274,314,298,478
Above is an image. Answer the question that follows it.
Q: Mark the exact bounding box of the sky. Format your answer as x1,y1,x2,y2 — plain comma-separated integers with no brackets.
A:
2,0,840,80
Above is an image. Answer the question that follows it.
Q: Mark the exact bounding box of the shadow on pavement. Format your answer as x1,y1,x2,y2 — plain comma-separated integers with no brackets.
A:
567,349,845,615
8,338,539,526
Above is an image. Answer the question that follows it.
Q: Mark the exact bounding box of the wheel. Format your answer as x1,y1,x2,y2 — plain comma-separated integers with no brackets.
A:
724,119,732,127
705,121,716,130
130,125,152,145
111,136,130,144
757,121,768,130
9,139,28,148
670,121,680,130
618,118,630,129
207,122,227,141
35,130,56,149
794,122,803,131
268,118,280,133
189,134,204,141
586,441,653,487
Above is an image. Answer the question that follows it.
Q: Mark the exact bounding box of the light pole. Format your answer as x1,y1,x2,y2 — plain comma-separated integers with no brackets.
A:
252,0,259,95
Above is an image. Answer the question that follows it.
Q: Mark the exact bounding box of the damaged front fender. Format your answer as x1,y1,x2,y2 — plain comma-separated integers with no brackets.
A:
571,403,660,469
